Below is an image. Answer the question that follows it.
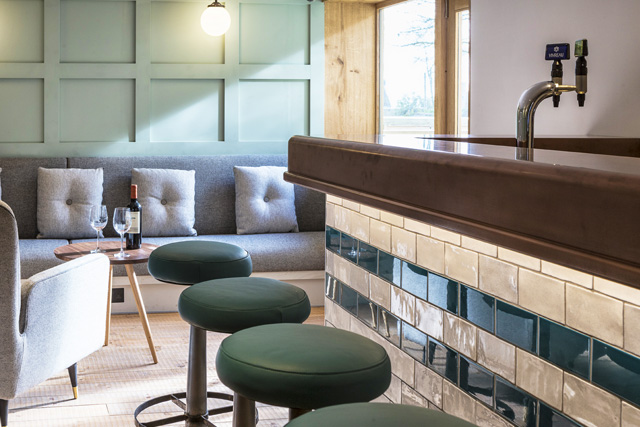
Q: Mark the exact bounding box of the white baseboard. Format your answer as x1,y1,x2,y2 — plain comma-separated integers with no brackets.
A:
110,270,326,314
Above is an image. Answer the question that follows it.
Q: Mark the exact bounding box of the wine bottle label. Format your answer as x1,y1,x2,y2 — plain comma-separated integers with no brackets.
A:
129,211,140,234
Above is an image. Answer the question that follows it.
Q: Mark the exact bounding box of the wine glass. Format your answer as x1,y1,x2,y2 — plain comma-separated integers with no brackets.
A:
113,207,132,259
89,205,108,253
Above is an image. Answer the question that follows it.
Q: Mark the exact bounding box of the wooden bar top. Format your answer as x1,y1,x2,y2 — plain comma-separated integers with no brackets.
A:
285,135,640,289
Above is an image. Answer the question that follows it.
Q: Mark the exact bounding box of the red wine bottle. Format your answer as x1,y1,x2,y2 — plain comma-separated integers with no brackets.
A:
125,184,142,249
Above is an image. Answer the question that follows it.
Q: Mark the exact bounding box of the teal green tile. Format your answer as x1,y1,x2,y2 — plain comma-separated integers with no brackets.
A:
460,356,493,407
378,309,401,347
539,318,589,380
340,233,358,263
460,285,494,333
496,301,537,353
325,226,340,253
402,262,428,299
428,272,458,314
592,340,640,406
539,402,581,427
402,322,427,363
357,294,378,329
339,283,357,316
495,378,537,427
428,337,457,384
379,250,401,287
358,241,378,274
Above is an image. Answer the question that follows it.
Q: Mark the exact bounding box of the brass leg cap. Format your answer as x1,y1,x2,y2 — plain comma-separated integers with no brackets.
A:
72,386,78,399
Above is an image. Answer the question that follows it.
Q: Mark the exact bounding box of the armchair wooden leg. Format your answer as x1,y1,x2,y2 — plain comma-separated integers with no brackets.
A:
1,398,8,427
68,364,78,399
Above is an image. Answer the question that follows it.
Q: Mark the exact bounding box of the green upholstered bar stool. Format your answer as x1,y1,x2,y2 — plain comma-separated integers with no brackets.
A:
135,241,254,427
284,402,477,427
216,323,392,427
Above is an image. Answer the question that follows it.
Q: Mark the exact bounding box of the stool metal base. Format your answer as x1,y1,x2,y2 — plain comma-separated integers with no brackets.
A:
135,326,238,427
134,392,233,427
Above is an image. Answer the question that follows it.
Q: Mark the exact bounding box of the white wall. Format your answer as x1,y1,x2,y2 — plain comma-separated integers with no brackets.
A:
470,0,640,137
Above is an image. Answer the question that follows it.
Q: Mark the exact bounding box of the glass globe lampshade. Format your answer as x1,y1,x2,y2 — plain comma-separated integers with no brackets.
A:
201,1,231,37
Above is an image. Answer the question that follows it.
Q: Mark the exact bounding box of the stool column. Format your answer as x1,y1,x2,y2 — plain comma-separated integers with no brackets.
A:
232,393,256,427
186,326,208,419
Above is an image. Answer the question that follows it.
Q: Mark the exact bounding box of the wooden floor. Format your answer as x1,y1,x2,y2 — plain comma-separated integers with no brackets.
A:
7,308,324,427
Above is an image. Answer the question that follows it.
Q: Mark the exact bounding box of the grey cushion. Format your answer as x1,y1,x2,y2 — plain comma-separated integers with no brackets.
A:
132,168,197,237
19,239,68,279
67,156,325,236
37,168,104,239
234,166,298,235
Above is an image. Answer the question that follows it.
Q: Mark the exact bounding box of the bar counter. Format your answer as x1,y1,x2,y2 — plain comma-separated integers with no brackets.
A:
285,135,640,289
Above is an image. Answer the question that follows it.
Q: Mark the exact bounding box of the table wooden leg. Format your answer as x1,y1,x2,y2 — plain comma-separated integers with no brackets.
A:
125,264,159,364
104,266,114,346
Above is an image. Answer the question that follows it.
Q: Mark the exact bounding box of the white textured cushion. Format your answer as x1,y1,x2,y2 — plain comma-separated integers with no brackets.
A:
37,168,104,239
234,166,298,235
132,168,197,237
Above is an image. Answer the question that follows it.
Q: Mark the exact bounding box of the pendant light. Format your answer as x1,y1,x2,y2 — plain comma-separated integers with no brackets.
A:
201,0,231,37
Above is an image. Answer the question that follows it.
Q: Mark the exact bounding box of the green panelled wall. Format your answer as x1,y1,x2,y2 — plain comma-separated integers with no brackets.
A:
0,0,324,157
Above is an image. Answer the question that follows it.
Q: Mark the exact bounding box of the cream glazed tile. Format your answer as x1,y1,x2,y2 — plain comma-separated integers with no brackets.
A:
416,235,445,274
334,256,350,284
380,210,404,227
369,274,391,310
475,402,512,427
330,300,352,331
326,195,342,205
392,226,417,263
359,204,380,220
415,299,443,341
325,202,335,227
518,269,565,323
624,303,640,356
401,382,427,407
461,236,497,257
350,211,370,242
391,286,415,324
516,349,563,410
333,205,350,234
415,361,443,408
384,339,415,386
594,276,640,306
385,374,402,404
404,218,430,236
478,255,517,303
566,283,623,347
542,260,593,288
431,226,461,245
445,244,478,287
498,248,540,271
563,372,621,427
370,219,391,252
342,198,360,212
443,314,477,360
325,249,335,276
349,262,369,296
622,401,640,427
442,380,476,424
477,330,515,382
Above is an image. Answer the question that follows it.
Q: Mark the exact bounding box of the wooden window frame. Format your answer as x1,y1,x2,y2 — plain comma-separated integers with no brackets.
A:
376,0,470,135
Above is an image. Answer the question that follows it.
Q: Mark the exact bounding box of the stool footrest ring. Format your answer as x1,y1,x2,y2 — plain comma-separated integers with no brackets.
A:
134,391,233,427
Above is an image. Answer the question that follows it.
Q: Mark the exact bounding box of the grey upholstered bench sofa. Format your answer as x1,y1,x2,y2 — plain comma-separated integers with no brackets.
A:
0,155,326,310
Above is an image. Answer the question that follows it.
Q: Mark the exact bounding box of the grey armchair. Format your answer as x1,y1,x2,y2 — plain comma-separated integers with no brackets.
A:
0,201,110,427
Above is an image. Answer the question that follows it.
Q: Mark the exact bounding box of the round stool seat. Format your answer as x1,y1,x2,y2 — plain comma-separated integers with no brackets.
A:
284,403,477,427
216,324,391,409
148,241,252,285
178,277,311,333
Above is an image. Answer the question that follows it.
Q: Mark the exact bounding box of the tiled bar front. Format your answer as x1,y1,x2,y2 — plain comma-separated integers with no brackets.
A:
324,196,640,427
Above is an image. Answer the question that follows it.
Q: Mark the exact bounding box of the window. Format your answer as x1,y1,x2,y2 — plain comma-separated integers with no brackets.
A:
378,0,470,135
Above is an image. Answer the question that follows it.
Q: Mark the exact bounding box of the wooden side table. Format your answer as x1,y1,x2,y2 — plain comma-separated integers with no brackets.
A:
54,241,159,364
